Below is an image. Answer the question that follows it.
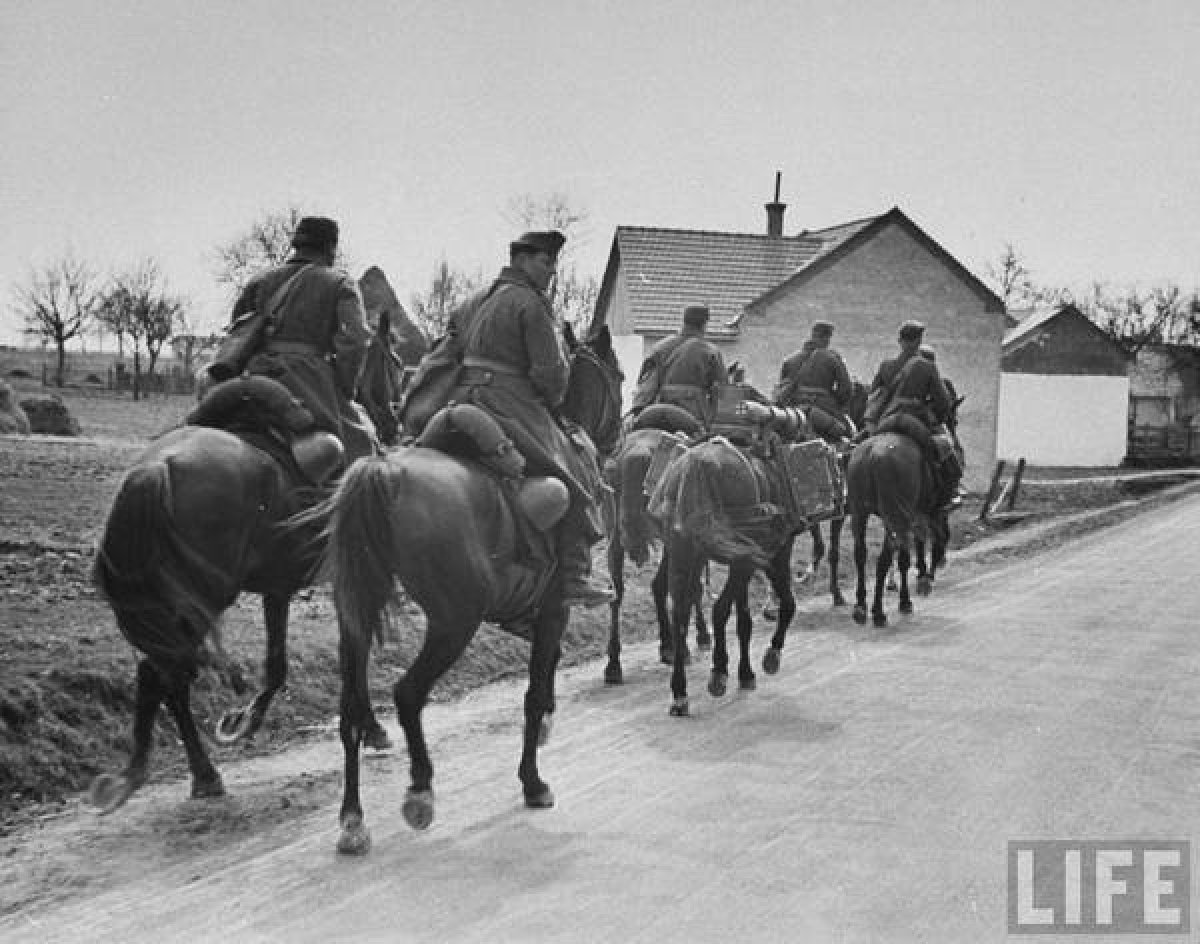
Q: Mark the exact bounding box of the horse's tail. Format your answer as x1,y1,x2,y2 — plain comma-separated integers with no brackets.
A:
617,449,656,567
328,456,398,654
93,462,224,665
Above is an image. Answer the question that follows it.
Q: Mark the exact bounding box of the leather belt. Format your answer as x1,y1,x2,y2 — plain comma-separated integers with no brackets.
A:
265,339,324,356
462,356,523,376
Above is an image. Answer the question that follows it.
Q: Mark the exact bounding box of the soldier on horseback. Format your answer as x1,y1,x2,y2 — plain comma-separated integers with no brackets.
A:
864,320,963,511
235,216,379,473
631,304,727,430
450,230,614,609
774,320,855,443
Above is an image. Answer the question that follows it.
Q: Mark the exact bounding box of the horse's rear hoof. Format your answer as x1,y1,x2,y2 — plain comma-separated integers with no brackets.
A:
336,815,372,856
832,591,847,607
88,773,136,814
402,789,435,830
899,598,914,614
739,674,757,691
707,671,727,698
872,611,888,628
524,786,555,810
669,697,690,717
604,662,624,685
192,773,226,799
213,708,253,745
364,724,393,752
917,576,932,596
852,605,867,625
762,645,781,675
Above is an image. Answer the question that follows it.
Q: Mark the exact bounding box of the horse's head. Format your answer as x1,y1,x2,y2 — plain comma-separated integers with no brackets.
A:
561,322,624,458
357,317,405,446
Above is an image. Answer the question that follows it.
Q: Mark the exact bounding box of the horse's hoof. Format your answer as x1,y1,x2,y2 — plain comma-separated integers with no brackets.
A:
538,714,554,747
363,724,393,752
402,789,435,830
669,697,690,717
916,576,932,596
852,606,867,625
524,786,555,810
336,816,372,856
762,646,781,675
604,663,624,685
899,598,914,615
832,592,847,607
192,773,226,799
213,708,253,745
739,675,758,692
88,773,136,814
707,671,728,698
872,612,888,628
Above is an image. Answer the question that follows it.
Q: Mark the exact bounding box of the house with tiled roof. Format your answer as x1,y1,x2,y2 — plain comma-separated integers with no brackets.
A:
592,192,1008,489
999,304,1130,466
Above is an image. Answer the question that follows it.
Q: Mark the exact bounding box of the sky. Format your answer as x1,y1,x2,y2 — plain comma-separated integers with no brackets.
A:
3,0,1199,343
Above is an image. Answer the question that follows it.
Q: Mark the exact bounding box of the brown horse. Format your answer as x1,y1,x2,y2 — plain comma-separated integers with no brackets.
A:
87,359,403,813
652,433,840,716
325,327,623,855
846,400,962,627
602,406,713,686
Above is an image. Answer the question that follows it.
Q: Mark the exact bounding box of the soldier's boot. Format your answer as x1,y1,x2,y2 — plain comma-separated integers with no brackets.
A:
558,507,614,608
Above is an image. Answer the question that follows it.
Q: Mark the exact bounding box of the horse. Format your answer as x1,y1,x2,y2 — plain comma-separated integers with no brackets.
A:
602,413,711,685
798,379,869,605
652,421,838,716
325,325,623,855
87,348,404,814
356,308,406,447
846,398,963,627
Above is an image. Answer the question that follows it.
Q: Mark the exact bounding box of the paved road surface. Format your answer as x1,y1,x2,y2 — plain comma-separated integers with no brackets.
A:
6,496,1199,943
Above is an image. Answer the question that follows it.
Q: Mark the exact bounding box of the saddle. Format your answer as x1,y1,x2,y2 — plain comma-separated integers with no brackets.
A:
186,375,343,486
415,403,570,534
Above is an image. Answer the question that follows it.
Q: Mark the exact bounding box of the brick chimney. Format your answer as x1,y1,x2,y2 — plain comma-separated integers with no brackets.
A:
765,171,786,237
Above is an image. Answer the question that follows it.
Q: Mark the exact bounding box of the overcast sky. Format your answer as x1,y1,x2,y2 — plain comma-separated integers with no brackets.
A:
3,0,1198,342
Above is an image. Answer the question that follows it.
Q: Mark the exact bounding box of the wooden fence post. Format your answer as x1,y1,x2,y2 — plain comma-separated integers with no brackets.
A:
1006,458,1026,511
979,460,1005,524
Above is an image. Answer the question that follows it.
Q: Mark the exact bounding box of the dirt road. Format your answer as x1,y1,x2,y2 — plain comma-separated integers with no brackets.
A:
4,495,1199,943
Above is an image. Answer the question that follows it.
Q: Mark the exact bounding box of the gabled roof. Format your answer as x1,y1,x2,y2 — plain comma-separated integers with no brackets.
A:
1001,303,1124,352
595,206,1005,338
594,227,826,337
746,207,1005,315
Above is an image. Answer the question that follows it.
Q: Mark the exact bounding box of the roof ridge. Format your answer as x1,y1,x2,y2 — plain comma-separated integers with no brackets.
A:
617,224,823,241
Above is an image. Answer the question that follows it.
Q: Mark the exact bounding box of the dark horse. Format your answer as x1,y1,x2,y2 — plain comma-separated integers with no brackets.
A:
652,431,839,716
791,379,869,606
846,399,962,627
326,325,623,855
88,343,403,814
602,408,712,686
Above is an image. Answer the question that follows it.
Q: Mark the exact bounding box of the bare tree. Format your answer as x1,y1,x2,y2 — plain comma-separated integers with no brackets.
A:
409,258,483,339
985,242,1040,311
99,259,186,398
1072,281,1200,352
11,251,100,386
212,205,305,296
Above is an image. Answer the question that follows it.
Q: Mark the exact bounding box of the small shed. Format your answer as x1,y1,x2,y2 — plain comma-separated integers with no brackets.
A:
998,304,1130,466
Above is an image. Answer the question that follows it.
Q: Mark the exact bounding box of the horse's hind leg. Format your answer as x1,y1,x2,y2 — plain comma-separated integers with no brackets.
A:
604,533,626,685
851,513,870,625
914,536,934,596
763,540,797,676
693,563,711,650
896,543,914,615
708,568,735,697
653,555,689,665
872,534,896,628
732,564,757,690
519,596,567,809
827,516,846,606
161,666,225,799
89,657,163,813
393,611,479,828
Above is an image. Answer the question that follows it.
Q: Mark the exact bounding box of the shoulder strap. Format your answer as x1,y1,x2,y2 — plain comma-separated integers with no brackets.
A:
264,263,315,333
